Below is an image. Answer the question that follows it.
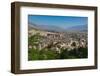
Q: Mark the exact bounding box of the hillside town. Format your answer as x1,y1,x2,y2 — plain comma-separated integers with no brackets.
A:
28,29,87,54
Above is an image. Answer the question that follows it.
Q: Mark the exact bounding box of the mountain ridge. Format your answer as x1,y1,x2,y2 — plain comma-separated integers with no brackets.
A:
28,22,87,32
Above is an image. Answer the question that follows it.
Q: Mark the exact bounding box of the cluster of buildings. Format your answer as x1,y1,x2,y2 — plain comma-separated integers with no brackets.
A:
28,29,87,53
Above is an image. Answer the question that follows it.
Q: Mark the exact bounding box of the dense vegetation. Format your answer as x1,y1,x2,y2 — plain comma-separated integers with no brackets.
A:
28,33,88,61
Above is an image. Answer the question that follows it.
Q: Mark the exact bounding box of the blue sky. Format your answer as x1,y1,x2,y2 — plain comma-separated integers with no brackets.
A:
28,15,88,29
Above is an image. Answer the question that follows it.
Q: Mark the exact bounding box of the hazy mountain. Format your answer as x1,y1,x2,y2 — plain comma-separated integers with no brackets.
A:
28,23,39,30
28,22,65,32
28,22,87,32
66,24,87,32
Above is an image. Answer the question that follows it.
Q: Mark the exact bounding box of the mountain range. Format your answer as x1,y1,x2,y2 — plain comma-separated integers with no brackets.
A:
28,22,87,32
